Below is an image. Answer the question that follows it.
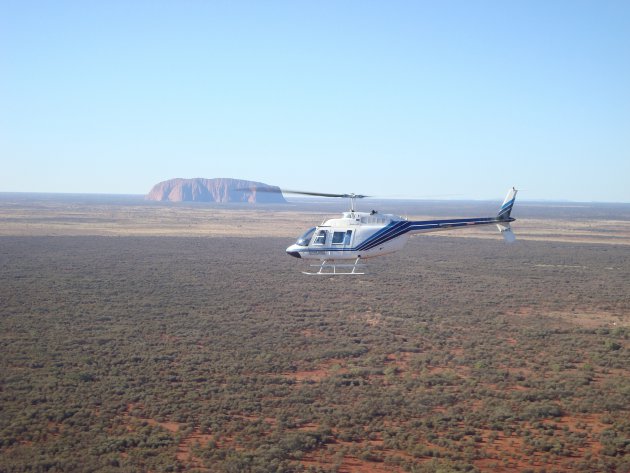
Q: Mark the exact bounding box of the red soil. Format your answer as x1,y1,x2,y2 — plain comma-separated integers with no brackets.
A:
282,358,348,382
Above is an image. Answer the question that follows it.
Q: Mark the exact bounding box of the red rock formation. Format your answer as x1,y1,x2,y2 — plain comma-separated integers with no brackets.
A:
145,178,286,203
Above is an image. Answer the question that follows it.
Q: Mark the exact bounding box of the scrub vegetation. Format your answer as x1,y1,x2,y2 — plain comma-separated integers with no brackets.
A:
1,202,629,472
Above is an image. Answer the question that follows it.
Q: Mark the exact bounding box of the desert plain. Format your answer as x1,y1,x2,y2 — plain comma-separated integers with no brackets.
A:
0,194,628,473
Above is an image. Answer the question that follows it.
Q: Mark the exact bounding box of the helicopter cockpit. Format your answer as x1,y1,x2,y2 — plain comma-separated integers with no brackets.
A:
295,227,316,246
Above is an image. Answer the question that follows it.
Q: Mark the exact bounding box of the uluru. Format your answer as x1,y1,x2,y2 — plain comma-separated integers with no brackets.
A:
146,178,287,203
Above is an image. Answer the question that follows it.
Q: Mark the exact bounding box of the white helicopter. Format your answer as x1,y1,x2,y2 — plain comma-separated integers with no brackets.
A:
282,187,518,275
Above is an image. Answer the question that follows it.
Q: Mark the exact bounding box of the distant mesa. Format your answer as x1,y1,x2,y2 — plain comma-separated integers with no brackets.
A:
146,178,286,203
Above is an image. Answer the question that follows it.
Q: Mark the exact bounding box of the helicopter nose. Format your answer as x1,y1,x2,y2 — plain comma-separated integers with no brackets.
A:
286,245,301,258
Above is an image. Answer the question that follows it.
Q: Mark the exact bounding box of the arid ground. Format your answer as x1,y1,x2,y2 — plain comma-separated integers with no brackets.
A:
1,195,628,472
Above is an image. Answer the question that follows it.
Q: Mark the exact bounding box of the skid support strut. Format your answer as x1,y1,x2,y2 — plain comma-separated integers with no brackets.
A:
302,257,365,275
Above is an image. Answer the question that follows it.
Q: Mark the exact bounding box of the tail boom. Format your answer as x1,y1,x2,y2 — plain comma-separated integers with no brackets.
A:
406,187,518,241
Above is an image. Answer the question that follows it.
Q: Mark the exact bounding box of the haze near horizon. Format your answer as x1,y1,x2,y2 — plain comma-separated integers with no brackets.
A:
1,1,629,202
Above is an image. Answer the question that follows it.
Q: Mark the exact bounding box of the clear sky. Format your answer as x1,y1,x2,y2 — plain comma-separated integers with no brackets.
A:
1,1,629,201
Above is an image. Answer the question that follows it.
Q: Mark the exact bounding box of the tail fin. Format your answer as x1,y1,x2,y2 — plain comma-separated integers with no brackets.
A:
497,187,518,220
496,187,517,243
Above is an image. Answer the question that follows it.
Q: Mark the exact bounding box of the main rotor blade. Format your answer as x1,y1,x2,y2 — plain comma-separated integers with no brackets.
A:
283,190,370,199
241,187,370,199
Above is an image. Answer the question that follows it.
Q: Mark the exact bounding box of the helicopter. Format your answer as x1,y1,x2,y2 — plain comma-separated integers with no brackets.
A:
281,187,518,275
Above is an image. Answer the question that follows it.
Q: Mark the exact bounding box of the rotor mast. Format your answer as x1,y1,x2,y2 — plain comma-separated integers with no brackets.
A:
336,192,367,212
348,193,358,212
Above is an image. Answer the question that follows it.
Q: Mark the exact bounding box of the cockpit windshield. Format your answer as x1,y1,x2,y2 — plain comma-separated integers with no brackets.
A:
295,227,316,247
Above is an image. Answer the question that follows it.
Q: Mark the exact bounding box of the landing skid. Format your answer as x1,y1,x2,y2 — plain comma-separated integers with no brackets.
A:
302,258,366,275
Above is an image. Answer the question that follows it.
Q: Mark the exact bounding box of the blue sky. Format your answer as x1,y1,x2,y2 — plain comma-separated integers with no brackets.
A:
1,1,629,201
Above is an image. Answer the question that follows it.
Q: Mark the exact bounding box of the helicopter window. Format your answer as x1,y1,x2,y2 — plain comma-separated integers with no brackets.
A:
313,230,327,245
296,227,316,247
332,231,345,244
344,230,352,245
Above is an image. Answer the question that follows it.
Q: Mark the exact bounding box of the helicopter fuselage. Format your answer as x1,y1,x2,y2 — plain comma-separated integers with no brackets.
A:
286,210,515,261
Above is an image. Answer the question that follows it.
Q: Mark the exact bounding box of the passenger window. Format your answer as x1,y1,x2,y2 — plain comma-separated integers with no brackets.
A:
332,231,345,244
344,230,352,245
313,230,327,245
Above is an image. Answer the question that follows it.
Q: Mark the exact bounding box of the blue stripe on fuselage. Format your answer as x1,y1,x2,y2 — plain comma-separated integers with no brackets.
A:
358,217,496,251
355,220,408,251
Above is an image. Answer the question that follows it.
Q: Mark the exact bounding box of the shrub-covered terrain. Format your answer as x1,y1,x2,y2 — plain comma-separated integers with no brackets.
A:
1,233,628,472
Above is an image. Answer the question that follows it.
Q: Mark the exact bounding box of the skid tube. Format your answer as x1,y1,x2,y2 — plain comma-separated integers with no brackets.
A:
302,258,365,275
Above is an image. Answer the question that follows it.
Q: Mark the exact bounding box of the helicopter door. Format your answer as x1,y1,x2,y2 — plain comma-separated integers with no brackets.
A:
331,231,345,245
344,230,353,245
313,229,328,245
332,230,353,248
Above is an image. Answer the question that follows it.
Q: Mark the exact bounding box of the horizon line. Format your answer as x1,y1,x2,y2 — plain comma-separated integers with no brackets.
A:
0,191,629,205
